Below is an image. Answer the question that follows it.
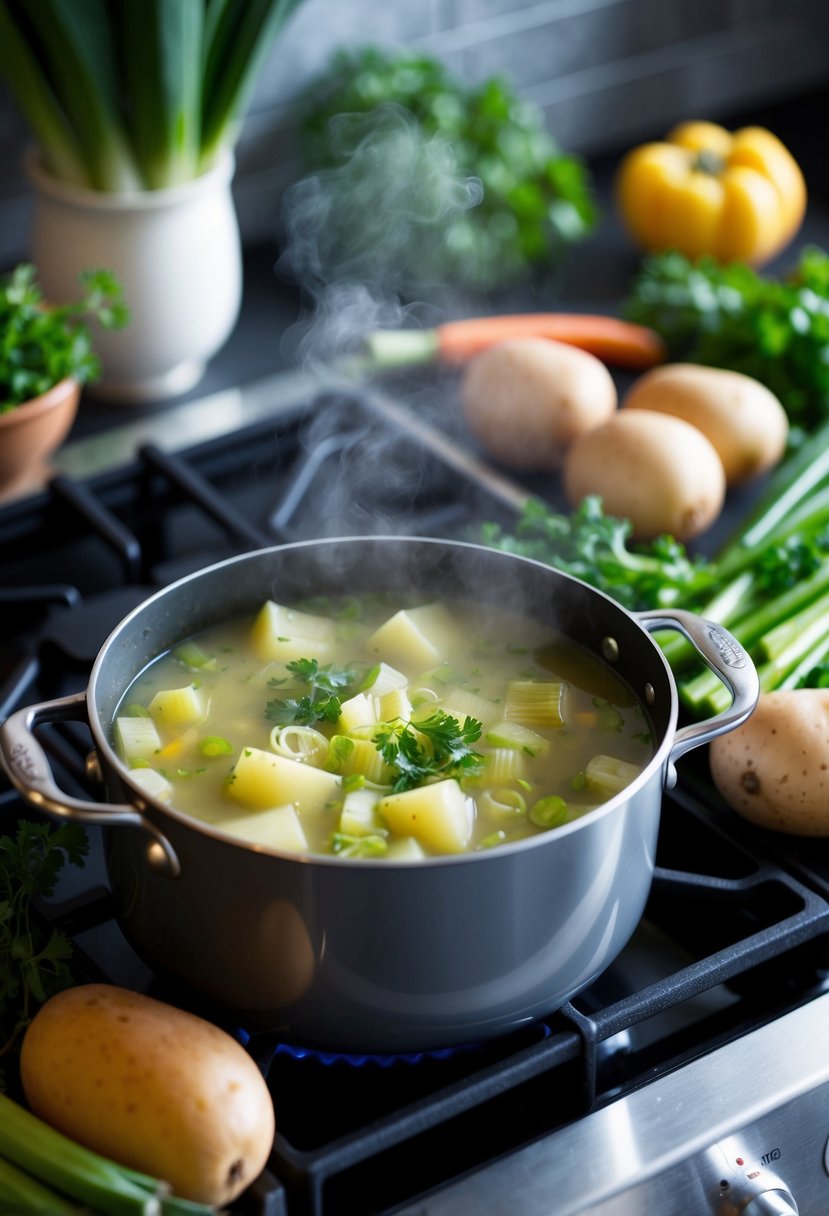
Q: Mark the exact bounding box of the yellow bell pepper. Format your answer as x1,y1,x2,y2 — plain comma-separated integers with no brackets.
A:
615,120,806,266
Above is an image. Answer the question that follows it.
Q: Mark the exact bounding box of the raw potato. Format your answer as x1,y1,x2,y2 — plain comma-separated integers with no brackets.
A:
563,408,726,540
20,984,275,1206
460,336,617,469
709,689,829,835
622,363,788,486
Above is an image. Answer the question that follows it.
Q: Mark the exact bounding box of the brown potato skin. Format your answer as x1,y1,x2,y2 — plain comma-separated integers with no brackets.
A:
622,363,788,486
709,689,829,835
20,984,275,1205
562,408,726,541
460,337,617,470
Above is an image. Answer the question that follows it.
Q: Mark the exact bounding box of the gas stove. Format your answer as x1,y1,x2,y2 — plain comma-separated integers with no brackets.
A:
3,372,829,1216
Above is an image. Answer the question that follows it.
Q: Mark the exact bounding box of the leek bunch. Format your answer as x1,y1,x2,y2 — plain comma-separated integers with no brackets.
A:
0,0,303,192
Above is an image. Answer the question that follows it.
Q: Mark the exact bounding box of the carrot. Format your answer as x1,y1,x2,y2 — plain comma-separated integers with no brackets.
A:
363,314,666,372
435,314,666,369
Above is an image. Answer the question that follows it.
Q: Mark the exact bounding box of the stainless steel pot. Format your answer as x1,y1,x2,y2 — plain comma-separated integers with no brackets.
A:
0,538,758,1053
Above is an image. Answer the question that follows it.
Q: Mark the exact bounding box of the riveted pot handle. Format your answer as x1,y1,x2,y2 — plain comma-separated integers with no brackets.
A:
0,692,180,878
636,608,759,775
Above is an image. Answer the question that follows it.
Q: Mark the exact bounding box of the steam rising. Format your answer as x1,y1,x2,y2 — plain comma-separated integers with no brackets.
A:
278,103,483,299
272,103,489,546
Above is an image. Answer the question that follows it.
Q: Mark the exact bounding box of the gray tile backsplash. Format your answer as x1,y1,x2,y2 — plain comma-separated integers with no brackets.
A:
0,0,826,266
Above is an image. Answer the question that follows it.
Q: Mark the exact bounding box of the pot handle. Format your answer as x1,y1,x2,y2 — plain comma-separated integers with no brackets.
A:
0,692,180,878
636,608,759,782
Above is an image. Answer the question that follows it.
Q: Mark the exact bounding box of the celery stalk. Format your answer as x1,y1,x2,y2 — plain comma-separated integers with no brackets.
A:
0,1093,165,1216
0,1154,84,1215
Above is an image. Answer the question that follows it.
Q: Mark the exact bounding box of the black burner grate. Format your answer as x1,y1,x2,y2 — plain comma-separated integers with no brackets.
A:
3,388,829,1216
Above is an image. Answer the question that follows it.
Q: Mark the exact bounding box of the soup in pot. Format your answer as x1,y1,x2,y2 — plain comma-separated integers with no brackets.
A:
112,596,654,859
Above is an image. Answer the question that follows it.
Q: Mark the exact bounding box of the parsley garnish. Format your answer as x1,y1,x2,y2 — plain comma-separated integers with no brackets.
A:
0,820,88,1071
374,711,484,792
265,658,363,726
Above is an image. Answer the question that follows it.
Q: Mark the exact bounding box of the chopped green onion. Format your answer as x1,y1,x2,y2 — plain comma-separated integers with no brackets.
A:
173,642,218,671
199,735,235,757
0,1092,166,1215
0,1153,84,1215
529,795,569,829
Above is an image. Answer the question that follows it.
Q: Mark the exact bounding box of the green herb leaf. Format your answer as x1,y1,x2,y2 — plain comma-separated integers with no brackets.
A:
292,45,596,292
624,247,829,432
0,263,127,410
481,495,712,611
265,658,364,726
0,820,88,1074
374,711,483,792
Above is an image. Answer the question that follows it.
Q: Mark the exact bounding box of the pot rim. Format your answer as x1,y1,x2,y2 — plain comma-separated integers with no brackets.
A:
87,536,679,867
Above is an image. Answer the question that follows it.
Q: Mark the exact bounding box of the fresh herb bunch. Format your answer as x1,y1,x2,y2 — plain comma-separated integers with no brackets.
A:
480,434,829,717
292,45,596,292
0,820,88,1071
624,247,829,433
374,711,484,793
0,263,127,411
481,496,712,611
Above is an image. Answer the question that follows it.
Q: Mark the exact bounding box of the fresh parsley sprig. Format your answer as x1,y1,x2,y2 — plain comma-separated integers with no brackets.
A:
0,820,88,1071
374,711,484,793
624,247,829,433
0,263,127,411
481,495,712,611
265,657,367,727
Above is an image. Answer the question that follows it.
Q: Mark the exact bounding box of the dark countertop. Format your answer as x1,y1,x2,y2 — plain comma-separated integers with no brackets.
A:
48,83,829,477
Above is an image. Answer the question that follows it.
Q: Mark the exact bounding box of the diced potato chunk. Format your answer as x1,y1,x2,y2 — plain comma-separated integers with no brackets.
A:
385,836,427,862
228,747,341,812
220,804,309,853
378,779,472,854
364,662,408,697
367,604,456,671
250,600,336,663
148,684,209,732
128,768,173,802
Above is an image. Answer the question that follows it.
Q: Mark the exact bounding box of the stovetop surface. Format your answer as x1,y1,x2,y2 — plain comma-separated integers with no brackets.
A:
4,379,829,1216
5,88,829,1214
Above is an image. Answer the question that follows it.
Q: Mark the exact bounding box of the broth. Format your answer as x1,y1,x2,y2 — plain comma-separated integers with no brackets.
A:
113,596,654,859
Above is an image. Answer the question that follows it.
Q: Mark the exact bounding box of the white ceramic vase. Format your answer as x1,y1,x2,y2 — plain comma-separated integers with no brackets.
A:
27,150,242,404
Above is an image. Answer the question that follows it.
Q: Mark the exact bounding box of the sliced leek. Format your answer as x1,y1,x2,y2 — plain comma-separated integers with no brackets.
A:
0,0,304,190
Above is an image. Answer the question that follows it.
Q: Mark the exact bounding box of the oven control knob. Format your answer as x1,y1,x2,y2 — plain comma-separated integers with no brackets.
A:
740,1190,798,1216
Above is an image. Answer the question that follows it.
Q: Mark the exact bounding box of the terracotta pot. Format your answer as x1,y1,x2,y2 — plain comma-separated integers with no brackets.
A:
0,377,80,499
